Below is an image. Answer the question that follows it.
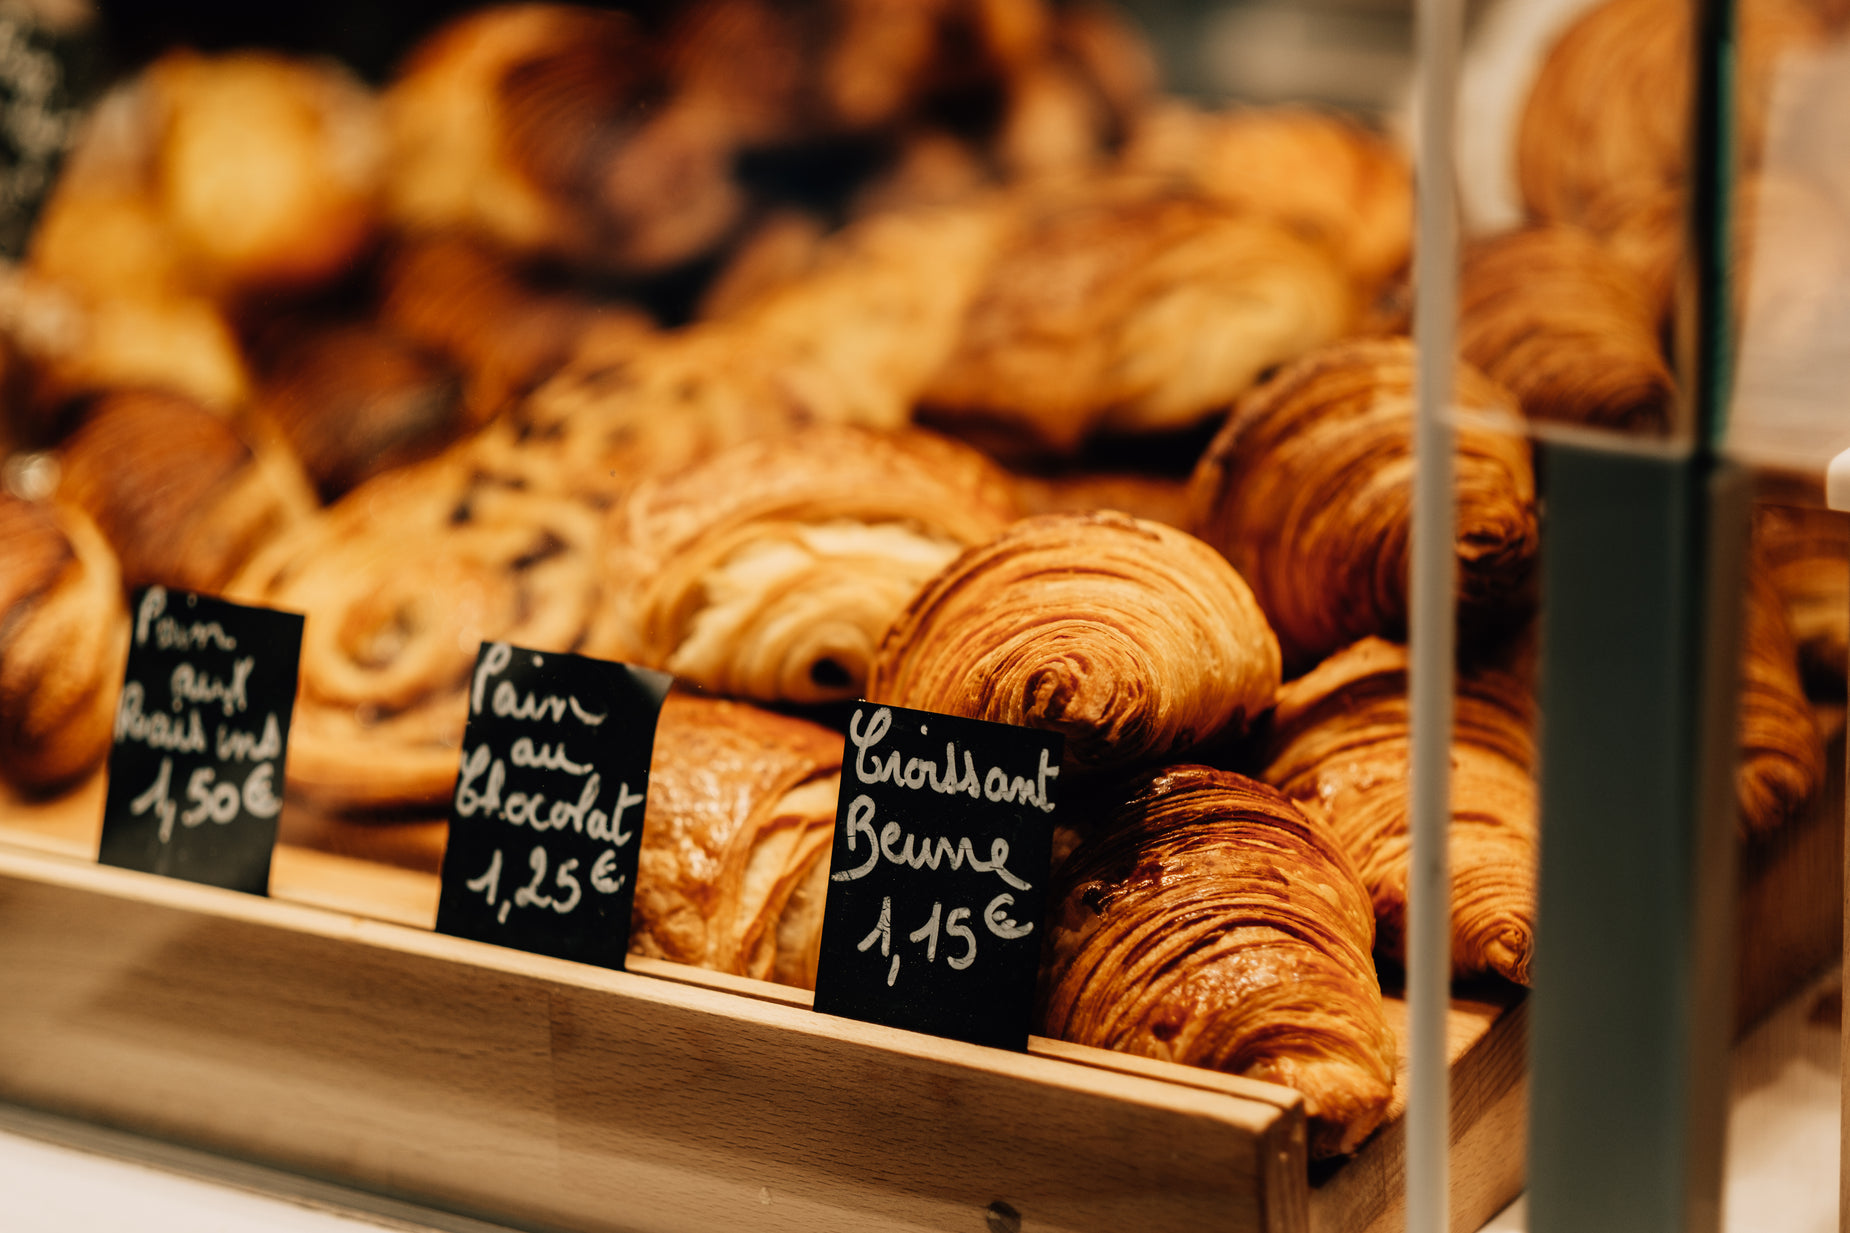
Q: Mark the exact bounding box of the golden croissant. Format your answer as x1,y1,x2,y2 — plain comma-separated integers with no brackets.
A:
868,511,1281,771
1188,337,1538,671
606,425,1018,705
1041,765,1396,1158
1264,637,1538,986
630,693,843,989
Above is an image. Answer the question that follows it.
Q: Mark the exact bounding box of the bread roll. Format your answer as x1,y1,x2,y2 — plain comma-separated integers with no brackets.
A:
1189,338,1538,671
1041,765,1395,1158
869,511,1280,771
607,425,1018,704
1264,637,1538,986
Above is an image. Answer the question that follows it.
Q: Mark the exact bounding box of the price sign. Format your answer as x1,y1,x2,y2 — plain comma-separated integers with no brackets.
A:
812,703,1061,1050
98,586,303,894
435,642,671,969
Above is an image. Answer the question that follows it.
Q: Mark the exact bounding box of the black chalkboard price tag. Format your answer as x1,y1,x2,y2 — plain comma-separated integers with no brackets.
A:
812,703,1062,1050
98,586,304,894
435,642,671,969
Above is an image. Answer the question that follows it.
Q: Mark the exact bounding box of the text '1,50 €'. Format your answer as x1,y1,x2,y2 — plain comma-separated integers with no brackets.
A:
99,586,303,894
434,641,671,969
811,703,1061,1051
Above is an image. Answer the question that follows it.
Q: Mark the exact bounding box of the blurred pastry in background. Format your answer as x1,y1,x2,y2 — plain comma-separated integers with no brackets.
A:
1737,566,1826,837
1753,502,1850,694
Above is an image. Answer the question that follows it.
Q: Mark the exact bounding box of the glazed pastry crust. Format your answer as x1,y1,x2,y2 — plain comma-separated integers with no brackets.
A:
869,510,1281,771
1264,637,1538,985
1041,765,1395,1158
1189,337,1537,671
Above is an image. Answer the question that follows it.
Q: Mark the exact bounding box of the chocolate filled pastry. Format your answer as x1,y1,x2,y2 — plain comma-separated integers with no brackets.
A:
630,693,844,988
1263,637,1538,986
225,447,625,812
0,495,129,793
1188,338,1538,671
1459,225,1674,433
254,321,468,500
1041,765,1395,1158
608,425,1017,704
57,388,316,594
1737,567,1825,836
385,4,741,275
923,190,1354,455
1753,502,1849,691
868,511,1280,771
1122,102,1412,290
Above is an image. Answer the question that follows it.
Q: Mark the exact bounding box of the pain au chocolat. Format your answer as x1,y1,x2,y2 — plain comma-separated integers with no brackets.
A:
868,511,1280,771
1041,765,1395,1159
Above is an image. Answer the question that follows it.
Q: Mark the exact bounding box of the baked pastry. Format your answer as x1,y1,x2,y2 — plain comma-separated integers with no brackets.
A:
1753,501,1849,691
225,445,624,812
1007,470,1192,529
1041,765,1396,1158
1263,637,1538,986
923,189,1354,454
1737,567,1825,836
868,511,1281,771
57,388,317,593
630,693,844,988
1189,337,1538,671
607,425,1018,704
0,494,129,793
1122,102,1412,290
1459,225,1674,433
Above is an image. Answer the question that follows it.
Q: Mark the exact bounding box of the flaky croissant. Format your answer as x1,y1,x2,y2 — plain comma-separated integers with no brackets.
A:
1188,337,1538,671
606,425,1018,705
923,190,1354,454
1459,225,1674,433
868,511,1281,771
57,388,317,593
0,495,128,792
1041,765,1396,1158
630,693,843,988
1264,637,1538,986
1738,567,1825,837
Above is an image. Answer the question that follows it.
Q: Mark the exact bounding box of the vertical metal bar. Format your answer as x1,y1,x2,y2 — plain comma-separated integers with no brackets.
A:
1408,0,1461,1220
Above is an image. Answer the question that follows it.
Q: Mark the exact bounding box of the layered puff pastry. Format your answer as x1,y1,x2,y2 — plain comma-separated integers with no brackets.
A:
1263,637,1538,986
606,425,1018,705
1459,225,1674,434
0,495,129,793
1041,765,1396,1159
1188,338,1538,671
57,388,317,594
922,190,1355,454
226,447,625,812
868,511,1281,772
630,693,844,988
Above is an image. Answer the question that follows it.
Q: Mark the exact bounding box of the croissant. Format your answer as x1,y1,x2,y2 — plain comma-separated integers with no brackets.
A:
923,189,1354,454
1459,225,1674,433
225,445,625,812
1188,337,1538,671
1121,102,1412,290
1263,637,1538,986
630,693,844,988
868,511,1280,771
0,495,129,793
1752,502,1848,690
1041,765,1396,1158
607,425,1018,704
1737,567,1825,837
57,388,317,593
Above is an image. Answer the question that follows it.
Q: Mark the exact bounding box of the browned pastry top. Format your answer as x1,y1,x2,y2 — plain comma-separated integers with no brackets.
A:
1041,764,1395,1158
869,510,1280,770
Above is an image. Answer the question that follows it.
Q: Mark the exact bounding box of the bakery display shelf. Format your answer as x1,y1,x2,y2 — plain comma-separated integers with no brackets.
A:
0,786,1529,1233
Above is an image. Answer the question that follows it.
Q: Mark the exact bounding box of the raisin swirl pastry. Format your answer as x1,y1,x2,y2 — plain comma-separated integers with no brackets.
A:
0,495,129,793
868,511,1280,771
607,425,1018,705
225,446,625,812
1188,338,1538,672
1263,637,1538,985
631,693,844,988
1042,765,1396,1159
57,388,317,593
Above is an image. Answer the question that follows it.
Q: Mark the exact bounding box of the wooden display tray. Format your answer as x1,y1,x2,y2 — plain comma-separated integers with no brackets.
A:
0,783,1528,1233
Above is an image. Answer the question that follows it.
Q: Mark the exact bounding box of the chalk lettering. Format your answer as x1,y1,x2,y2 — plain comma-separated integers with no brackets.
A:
114,683,207,752
848,705,1055,814
510,736,592,776
829,793,1032,889
217,712,282,762
171,656,254,718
